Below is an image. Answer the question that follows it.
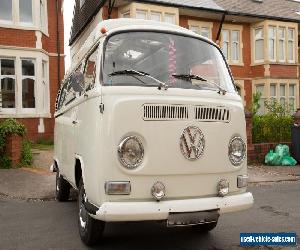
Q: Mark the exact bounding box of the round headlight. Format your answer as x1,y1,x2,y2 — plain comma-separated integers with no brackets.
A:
228,136,246,166
118,136,144,169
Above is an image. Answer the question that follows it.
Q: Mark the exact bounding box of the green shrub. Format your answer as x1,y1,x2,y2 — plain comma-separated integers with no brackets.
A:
21,141,33,166
0,119,31,169
0,155,12,169
252,98,293,143
36,138,54,146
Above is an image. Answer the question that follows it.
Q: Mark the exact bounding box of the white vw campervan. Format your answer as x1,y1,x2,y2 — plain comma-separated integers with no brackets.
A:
54,19,253,246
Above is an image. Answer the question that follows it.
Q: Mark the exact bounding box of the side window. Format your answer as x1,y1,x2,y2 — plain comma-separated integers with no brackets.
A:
56,64,82,111
83,47,99,91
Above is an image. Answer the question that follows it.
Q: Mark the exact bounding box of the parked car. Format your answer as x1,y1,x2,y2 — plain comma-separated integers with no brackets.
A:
53,18,253,246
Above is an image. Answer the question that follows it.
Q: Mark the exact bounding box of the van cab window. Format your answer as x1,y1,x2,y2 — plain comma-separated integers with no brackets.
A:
103,32,235,93
56,64,82,110
84,47,98,91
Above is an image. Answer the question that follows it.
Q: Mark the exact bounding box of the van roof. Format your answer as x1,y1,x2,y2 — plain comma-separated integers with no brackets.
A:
68,18,212,75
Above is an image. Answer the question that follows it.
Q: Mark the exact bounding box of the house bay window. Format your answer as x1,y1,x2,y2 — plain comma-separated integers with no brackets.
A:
0,59,16,109
253,22,297,64
254,81,298,114
0,53,49,117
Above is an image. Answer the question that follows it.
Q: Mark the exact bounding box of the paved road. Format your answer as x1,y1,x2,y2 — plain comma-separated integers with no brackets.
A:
0,182,299,250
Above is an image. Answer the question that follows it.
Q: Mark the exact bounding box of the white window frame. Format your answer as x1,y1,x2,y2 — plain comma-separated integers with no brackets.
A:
188,20,212,39
231,30,240,63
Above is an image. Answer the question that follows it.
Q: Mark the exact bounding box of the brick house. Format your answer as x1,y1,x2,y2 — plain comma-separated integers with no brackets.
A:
70,0,300,114
0,0,65,141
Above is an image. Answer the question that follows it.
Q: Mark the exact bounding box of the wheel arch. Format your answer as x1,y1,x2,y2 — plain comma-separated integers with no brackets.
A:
75,154,86,189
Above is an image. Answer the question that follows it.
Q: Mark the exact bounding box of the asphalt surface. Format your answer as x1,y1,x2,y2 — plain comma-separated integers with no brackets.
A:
0,182,299,250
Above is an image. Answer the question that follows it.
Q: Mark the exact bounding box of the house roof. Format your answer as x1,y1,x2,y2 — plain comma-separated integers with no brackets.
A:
69,0,300,45
215,0,300,22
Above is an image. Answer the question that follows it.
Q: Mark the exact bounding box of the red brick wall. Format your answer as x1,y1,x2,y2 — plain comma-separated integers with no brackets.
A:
269,64,298,78
0,28,36,48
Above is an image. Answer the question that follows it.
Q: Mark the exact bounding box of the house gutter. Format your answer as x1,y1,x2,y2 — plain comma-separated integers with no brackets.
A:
56,0,61,87
216,12,226,43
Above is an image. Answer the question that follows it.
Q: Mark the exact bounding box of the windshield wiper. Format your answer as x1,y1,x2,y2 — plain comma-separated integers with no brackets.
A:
172,74,227,95
109,69,168,90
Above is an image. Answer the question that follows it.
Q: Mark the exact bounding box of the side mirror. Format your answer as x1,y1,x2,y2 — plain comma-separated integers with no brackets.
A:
70,72,84,92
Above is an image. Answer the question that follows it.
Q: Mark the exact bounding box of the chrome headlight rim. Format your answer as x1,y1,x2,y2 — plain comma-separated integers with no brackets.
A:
118,135,144,169
228,136,246,166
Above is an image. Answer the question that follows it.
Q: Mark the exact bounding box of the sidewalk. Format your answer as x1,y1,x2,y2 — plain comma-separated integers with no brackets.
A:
1,148,300,200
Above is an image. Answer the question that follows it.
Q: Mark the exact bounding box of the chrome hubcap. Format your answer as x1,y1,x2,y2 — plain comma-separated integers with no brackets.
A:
79,191,87,230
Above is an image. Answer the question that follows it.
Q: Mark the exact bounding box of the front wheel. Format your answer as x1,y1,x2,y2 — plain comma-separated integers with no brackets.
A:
78,178,105,246
192,221,218,232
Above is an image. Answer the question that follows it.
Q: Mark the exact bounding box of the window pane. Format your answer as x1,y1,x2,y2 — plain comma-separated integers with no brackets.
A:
84,48,98,89
279,40,285,61
20,0,33,23
1,78,15,108
280,97,286,105
1,59,15,75
164,13,175,24
22,78,35,108
232,30,239,42
289,84,295,97
255,40,263,61
0,0,12,21
201,27,209,38
150,11,161,21
255,28,263,39
280,84,286,96
136,10,147,20
270,84,276,97
268,27,276,60
256,84,264,95
288,41,294,61
22,59,35,76
289,98,295,111
222,42,229,60
222,30,229,41
288,28,294,40
190,25,200,34
278,27,285,39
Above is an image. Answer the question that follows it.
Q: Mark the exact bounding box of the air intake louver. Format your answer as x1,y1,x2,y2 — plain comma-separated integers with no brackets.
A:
194,106,230,122
143,104,189,121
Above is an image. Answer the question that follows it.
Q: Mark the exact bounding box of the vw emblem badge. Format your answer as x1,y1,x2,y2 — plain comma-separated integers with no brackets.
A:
180,126,205,160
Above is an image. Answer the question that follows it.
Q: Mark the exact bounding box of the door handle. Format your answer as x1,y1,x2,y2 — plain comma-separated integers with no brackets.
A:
72,120,78,125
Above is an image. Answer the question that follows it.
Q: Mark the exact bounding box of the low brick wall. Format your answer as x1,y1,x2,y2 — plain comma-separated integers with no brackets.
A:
5,135,22,168
248,142,292,164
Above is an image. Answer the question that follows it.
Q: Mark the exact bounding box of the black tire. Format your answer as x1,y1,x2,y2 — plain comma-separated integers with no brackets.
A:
192,221,218,232
78,178,105,246
55,170,71,202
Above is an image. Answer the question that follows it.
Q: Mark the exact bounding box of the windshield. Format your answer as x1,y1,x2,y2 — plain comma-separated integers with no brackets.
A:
103,31,235,93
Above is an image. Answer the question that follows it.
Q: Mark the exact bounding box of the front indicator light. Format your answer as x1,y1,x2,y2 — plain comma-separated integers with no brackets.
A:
217,179,229,197
237,175,248,188
105,181,131,195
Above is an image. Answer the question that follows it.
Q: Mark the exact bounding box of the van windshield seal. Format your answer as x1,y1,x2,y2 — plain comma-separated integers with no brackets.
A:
102,31,235,93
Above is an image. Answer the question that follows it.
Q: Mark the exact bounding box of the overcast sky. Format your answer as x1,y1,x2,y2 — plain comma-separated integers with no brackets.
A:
63,0,76,71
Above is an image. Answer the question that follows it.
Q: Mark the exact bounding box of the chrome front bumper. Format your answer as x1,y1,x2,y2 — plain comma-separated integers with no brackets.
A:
90,192,253,222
